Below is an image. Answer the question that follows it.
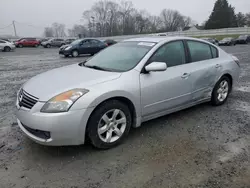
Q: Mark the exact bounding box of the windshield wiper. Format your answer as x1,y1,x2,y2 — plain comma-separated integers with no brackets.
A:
85,65,109,71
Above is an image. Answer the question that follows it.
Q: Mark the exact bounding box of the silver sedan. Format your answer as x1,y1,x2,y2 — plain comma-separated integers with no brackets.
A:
16,37,240,149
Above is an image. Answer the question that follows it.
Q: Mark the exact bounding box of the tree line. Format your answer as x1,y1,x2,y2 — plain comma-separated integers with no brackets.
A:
44,0,250,38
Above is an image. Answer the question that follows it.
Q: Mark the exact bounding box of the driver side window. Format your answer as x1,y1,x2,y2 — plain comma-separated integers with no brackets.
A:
149,41,186,68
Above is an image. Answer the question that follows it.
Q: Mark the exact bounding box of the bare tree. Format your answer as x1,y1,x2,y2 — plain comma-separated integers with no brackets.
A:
52,22,66,37
68,24,87,37
80,0,194,37
43,27,54,37
245,13,250,26
160,9,185,31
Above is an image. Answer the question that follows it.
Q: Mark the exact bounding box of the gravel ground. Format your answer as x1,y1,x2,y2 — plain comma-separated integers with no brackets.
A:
0,45,250,188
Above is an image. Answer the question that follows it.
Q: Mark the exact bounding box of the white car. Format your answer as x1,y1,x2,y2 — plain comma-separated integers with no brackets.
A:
0,39,16,52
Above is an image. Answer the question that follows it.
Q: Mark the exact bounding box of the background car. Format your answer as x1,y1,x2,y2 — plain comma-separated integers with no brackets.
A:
0,39,16,52
201,38,219,45
236,35,250,44
41,38,66,48
0,38,11,43
65,38,76,45
103,39,117,46
59,38,107,57
218,37,236,46
15,38,40,48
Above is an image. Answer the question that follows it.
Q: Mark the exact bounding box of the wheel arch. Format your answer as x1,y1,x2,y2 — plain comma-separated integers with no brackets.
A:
86,96,137,130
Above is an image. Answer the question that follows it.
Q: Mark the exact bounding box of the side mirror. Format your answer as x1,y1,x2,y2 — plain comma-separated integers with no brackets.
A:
145,62,167,72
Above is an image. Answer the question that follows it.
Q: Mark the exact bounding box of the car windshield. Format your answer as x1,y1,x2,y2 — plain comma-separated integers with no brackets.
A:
71,39,82,45
84,41,155,72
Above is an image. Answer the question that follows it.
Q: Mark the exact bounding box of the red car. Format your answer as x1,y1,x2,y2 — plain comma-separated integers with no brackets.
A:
15,38,40,48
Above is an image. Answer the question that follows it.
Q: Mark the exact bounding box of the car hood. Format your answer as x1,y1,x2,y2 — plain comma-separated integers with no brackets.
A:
23,64,121,101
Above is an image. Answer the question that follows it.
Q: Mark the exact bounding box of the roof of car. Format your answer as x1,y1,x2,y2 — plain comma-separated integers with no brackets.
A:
123,36,202,43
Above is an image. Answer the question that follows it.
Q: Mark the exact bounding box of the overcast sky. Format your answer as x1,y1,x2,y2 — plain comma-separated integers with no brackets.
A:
0,0,249,37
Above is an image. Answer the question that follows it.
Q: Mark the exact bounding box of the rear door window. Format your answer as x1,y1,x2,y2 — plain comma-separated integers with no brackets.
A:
187,41,213,62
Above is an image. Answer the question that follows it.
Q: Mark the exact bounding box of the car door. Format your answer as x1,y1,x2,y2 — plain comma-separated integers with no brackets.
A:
21,39,28,47
185,40,221,101
89,39,104,54
79,40,91,54
140,40,193,118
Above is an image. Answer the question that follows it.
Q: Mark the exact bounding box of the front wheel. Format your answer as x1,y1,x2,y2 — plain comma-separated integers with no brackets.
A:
211,76,231,106
4,46,11,52
71,50,79,57
87,100,132,149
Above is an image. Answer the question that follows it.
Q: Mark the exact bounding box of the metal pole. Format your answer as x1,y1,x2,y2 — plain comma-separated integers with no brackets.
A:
12,20,17,37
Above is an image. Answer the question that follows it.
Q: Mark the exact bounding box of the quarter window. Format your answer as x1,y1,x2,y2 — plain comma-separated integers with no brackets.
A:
211,46,218,58
187,41,213,62
149,41,186,67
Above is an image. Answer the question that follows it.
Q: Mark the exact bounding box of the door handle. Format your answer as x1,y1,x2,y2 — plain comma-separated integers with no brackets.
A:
181,73,190,79
215,64,222,68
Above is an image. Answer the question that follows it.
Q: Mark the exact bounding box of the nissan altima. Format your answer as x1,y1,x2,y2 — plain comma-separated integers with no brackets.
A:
16,37,240,149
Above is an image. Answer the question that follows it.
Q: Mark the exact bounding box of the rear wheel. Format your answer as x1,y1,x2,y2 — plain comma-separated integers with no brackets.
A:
211,76,231,106
87,100,132,149
46,44,51,48
71,50,79,57
18,44,23,48
4,46,11,52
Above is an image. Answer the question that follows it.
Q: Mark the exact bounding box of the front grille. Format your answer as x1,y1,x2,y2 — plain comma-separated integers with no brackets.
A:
18,89,38,109
22,124,51,140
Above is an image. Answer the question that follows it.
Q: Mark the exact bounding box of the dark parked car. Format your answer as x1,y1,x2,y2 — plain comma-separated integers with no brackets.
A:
15,38,40,47
59,38,107,57
41,38,66,48
218,37,236,46
65,38,76,44
201,38,218,45
236,35,250,44
103,39,117,46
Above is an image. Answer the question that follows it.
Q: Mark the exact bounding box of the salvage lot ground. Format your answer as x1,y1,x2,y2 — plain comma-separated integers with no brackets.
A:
0,45,250,188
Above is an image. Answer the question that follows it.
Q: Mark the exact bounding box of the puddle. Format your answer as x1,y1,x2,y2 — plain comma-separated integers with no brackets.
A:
235,86,250,93
234,101,250,113
218,138,248,163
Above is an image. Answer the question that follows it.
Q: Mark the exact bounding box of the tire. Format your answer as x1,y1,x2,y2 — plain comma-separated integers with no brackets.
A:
87,100,132,149
211,76,231,106
71,50,79,57
46,44,51,48
4,46,11,52
34,44,38,47
18,44,23,48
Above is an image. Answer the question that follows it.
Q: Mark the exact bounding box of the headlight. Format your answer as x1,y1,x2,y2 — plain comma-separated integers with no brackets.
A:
65,46,72,50
41,89,89,113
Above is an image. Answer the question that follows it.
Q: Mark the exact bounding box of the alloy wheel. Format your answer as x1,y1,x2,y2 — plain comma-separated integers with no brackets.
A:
97,109,127,143
217,80,229,102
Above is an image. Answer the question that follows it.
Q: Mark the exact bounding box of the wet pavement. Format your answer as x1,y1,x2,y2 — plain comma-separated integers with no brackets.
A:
0,45,250,188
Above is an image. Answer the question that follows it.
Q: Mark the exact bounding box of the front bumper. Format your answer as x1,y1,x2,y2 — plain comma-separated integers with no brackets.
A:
16,101,94,146
59,50,71,56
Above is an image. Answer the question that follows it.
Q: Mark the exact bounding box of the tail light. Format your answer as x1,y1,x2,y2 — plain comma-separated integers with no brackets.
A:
232,55,240,67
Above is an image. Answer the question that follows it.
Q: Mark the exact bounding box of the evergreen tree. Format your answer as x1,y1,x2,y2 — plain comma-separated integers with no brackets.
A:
205,0,237,29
